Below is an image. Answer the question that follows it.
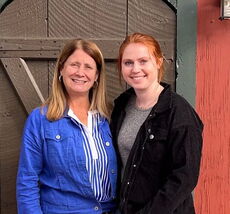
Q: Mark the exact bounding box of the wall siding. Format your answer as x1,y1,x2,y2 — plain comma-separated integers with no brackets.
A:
48,0,126,38
195,0,230,213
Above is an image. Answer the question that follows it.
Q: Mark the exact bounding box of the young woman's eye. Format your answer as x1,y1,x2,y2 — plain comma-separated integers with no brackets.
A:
124,61,133,66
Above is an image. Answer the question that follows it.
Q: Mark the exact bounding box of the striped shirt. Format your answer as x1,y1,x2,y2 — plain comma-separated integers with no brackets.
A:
68,109,111,202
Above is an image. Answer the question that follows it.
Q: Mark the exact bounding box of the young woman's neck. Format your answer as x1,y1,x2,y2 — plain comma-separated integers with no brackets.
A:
135,82,163,109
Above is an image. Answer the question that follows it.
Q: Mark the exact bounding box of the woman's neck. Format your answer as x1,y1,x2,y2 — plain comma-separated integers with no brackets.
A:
68,95,90,126
69,96,90,110
135,82,163,110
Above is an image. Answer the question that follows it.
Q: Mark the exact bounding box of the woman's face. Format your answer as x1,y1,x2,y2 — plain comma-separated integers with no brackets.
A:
60,49,98,98
121,43,161,92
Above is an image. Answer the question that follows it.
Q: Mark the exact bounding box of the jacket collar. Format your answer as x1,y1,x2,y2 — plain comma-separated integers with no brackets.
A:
154,82,172,114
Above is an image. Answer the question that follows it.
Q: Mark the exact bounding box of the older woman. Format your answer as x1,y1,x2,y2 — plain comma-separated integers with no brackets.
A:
17,39,117,214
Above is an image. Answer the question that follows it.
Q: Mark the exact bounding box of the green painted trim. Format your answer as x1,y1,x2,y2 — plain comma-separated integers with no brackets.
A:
163,0,197,106
176,0,197,107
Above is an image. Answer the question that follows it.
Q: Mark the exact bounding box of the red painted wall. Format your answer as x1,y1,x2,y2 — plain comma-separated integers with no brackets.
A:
195,0,230,213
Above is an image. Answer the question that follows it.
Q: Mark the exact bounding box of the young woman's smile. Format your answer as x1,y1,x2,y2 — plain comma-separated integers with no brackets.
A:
121,43,161,92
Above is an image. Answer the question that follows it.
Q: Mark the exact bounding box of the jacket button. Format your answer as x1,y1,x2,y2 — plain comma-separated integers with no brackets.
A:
127,182,130,185
55,135,61,140
133,164,136,168
111,169,115,174
149,134,154,139
148,129,151,133
105,142,110,146
94,206,99,210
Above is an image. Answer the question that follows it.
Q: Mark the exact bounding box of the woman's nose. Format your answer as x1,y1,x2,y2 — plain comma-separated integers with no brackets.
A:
132,62,140,73
75,66,84,76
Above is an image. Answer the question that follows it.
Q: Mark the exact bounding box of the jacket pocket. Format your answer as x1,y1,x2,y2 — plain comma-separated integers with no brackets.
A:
44,129,74,171
143,128,168,163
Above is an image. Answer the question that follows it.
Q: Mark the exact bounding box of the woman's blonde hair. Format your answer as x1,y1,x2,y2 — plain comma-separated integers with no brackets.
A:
117,32,164,83
43,39,110,121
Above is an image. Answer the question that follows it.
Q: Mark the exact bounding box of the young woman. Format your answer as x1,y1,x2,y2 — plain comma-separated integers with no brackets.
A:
110,33,203,214
16,39,117,214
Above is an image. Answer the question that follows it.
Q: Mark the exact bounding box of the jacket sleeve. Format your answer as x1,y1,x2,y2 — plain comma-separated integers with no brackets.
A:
137,125,203,214
16,110,43,214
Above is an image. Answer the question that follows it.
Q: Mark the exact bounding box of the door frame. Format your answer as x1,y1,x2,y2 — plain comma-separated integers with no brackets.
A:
166,0,197,106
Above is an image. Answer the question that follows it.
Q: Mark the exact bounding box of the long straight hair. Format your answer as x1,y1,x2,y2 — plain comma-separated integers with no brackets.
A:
43,39,110,121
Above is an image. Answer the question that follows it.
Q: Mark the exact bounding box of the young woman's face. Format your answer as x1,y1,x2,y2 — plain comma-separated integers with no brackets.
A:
121,43,161,92
61,49,98,98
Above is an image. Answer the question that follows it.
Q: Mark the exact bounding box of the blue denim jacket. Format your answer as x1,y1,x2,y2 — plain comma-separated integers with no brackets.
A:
16,107,117,214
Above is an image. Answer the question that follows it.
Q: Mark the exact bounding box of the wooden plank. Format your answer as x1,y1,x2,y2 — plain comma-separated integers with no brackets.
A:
0,38,174,59
1,58,45,114
0,50,60,59
106,62,125,104
48,0,126,38
128,0,176,38
0,38,67,50
0,38,123,59
48,60,56,93
0,0,47,37
26,60,49,100
0,63,27,214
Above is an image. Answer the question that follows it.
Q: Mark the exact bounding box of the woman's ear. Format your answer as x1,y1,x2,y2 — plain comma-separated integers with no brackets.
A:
59,69,63,77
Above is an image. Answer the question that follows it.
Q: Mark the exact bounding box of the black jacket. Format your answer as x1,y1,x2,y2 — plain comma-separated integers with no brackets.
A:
110,83,203,214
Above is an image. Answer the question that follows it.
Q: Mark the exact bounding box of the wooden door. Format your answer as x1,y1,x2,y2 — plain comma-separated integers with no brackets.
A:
0,0,176,213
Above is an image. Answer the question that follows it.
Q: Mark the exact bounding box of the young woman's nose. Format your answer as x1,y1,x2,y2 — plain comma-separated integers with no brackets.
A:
132,62,141,73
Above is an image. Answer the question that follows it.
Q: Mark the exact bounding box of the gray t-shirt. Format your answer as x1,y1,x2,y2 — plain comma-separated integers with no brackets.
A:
117,95,152,177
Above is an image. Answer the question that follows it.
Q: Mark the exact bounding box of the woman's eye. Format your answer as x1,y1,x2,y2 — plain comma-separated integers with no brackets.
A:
140,60,147,65
124,61,133,66
85,65,93,70
71,63,79,67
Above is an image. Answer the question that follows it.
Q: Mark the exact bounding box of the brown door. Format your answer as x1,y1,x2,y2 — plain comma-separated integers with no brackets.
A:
0,0,176,213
